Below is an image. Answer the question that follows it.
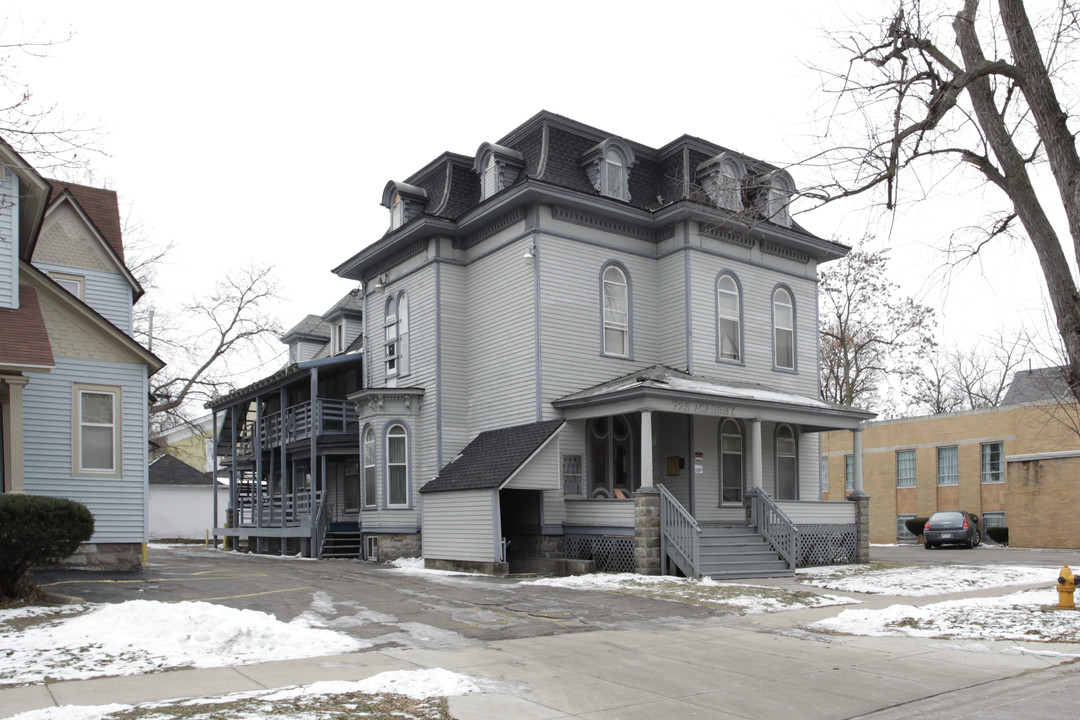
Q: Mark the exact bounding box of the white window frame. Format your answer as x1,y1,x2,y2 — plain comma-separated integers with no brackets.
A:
74,384,121,476
716,273,741,362
896,449,916,488
772,287,795,370
981,442,1004,483
601,264,630,358
385,423,409,508
390,193,404,230
937,446,959,486
602,148,628,200
51,272,85,300
481,154,499,200
363,425,376,508
384,296,399,379
332,319,345,355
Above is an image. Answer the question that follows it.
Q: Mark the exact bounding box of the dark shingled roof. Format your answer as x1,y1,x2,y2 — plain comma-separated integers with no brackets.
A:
149,453,215,486
1002,367,1073,405
420,419,564,494
0,285,54,368
47,180,125,263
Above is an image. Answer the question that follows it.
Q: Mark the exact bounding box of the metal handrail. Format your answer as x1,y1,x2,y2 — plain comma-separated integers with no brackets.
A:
747,489,797,569
658,484,700,577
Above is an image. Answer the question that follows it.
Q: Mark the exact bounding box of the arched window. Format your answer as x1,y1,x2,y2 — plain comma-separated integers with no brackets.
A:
363,425,376,508
717,274,741,361
384,291,409,379
720,419,743,505
775,424,798,500
390,193,404,230
765,171,795,228
603,148,627,199
582,138,635,202
602,264,630,357
773,287,795,370
386,423,409,507
481,154,498,200
588,415,636,498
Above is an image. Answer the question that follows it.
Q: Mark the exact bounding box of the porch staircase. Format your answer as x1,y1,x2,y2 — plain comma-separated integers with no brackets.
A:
321,526,363,559
699,525,793,579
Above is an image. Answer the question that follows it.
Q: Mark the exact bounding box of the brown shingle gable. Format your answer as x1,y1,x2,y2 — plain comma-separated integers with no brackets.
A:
0,285,55,368
46,180,125,263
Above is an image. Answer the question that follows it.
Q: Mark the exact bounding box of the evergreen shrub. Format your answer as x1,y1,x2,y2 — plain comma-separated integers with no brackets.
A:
986,526,1009,546
0,494,94,599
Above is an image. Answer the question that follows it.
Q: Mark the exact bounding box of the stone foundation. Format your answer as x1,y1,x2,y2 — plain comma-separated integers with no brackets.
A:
371,532,421,562
850,492,871,563
634,487,661,575
58,542,143,571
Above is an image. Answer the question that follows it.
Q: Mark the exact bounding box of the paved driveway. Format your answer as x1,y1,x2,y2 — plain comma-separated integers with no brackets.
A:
871,542,1077,570
33,545,714,650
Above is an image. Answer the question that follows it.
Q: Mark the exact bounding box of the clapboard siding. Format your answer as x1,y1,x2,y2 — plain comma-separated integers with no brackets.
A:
437,261,470,464
657,412,691,506
538,234,659,403
565,499,634,527
149,486,229,539
422,490,497,561
656,250,687,368
505,436,559,490
778,500,854,524
0,167,17,309
22,357,150,543
33,262,133,334
465,238,536,431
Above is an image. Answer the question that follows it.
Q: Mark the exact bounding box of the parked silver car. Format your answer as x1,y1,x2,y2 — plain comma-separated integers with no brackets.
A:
924,511,981,549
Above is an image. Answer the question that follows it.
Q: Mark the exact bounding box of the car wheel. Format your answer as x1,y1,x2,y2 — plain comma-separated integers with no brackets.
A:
924,542,932,549
973,530,981,547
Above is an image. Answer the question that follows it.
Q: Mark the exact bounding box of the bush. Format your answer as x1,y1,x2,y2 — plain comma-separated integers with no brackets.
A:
986,526,1009,546
904,517,929,540
0,494,94,599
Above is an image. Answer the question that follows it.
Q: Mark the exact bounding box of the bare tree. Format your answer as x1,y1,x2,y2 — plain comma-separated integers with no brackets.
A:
909,330,1030,413
142,264,284,434
808,0,1080,401
819,244,936,411
0,21,100,171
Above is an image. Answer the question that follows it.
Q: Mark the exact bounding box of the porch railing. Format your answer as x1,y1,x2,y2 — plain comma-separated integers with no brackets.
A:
235,399,360,452
747,488,796,570
659,484,700,578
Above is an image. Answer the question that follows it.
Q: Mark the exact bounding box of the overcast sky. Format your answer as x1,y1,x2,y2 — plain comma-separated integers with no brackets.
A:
6,0,1064,384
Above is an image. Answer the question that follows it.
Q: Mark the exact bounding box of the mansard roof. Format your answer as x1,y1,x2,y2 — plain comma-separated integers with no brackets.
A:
334,110,848,283
419,419,565,494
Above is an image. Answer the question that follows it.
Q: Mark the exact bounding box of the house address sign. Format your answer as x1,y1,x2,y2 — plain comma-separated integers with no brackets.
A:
670,401,735,416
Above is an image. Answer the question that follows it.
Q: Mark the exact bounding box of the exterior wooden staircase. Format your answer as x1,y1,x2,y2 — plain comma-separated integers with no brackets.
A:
321,524,363,559
698,525,793,579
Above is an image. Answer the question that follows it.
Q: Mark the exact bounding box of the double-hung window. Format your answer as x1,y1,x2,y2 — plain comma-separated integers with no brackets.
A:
384,292,409,379
896,450,916,487
717,274,741,361
75,385,119,475
363,426,376,508
937,446,959,486
981,442,1004,483
776,425,798,500
602,265,630,357
773,287,795,370
386,423,408,507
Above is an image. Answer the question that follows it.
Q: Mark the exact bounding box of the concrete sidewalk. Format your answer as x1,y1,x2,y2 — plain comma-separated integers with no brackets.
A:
2,578,1077,720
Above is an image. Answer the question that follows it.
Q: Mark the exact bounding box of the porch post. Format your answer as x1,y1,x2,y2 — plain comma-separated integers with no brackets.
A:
848,426,870,563
640,410,653,488
0,375,29,493
749,418,762,491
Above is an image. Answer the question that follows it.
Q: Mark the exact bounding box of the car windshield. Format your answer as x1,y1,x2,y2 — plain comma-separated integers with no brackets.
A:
928,511,964,526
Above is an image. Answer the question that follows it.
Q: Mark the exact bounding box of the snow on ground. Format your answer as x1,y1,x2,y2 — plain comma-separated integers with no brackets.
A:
0,599,366,686
810,588,1080,644
798,563,1055,596
521,572,856,613
6,669,503,720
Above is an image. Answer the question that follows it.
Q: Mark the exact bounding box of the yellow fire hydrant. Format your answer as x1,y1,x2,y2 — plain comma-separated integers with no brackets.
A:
1058,564,1075,610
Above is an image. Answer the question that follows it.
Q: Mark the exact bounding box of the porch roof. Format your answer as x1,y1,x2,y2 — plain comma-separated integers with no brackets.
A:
552,365,875,430
420,419,564,494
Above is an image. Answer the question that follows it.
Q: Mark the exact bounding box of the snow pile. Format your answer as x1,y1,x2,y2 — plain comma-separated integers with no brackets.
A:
0,599,366,686
810,588,1080,643
799,564,1054,596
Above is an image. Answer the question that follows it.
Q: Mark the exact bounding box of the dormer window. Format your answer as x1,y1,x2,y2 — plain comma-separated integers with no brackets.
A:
582,138,635,202
761,170,795,228
697,152,747,212
381,181,428,231
473,142,526,201
50,272,85,299
332,320,345,355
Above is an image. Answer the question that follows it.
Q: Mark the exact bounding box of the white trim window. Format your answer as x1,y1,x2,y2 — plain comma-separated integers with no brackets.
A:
390,193,404,230
896,449,916,487
51,272,85,299
481,154,499,200
384,293,409,379
332,320,345,355
937,446,959,486
717,274,741,361
603,149,627,200
386,423,409,507
363,426,376,508
981,442,1004,483
776,425,797,500
772,287,795,370
75,385,120,475
602,265,630,357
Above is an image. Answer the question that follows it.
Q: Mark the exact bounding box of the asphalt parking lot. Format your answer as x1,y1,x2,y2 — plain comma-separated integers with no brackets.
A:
32,544,715,650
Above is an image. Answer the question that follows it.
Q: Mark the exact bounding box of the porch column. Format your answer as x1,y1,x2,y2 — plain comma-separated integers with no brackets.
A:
0,375,29,493
640,409,653,488
851,427,864,494
749,418,762,491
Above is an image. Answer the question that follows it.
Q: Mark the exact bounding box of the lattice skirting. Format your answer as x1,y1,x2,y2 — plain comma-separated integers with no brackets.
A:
565,534,635,573
796,524,857,567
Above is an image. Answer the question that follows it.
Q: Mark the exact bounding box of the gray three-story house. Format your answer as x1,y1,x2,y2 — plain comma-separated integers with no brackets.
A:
338,111,873,577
